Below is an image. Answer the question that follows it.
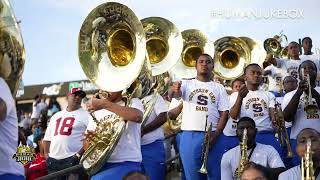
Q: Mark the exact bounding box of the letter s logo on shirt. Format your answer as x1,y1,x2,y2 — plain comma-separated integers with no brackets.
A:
252,103,263,112
197,95,208,105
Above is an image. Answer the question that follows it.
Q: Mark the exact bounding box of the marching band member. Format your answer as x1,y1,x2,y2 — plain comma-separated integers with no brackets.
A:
265,41,302,88
0,77,24,179
229,64,284,158
282,60,320,165
141,93,168,180
168,54,229,180
223,78,245,152
299,37,320,83
275,75,298,168
278,128,320,180
221,117,285,180
299,37,320,61
43,88,89,179
85,90,144,180
240,162,270,180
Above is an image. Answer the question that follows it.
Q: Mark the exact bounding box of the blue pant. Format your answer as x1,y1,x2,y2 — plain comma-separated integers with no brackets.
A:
175,132,186,180
142,140,165,180
91,161,142,180
179,131,227,180
256,131,286,165
0,174,24,180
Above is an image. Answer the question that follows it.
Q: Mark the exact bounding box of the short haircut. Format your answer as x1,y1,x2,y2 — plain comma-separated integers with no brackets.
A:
237,116,256,128
298,60,318,74
297,128,320,140
282,75,297,85
241,162,270,179
289,41,300,46
302,37,312,43
231,78,245,87
196,53,213,63
244,63,261,74
122,171,149,180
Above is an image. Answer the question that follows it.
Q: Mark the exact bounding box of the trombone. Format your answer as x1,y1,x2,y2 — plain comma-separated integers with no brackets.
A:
274,101,294,158
199,115,212,174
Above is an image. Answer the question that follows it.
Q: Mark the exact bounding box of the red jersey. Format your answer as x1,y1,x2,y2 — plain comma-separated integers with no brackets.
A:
24,153,48,180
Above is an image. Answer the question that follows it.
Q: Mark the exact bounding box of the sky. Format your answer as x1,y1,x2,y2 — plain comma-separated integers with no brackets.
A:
10,0,320,85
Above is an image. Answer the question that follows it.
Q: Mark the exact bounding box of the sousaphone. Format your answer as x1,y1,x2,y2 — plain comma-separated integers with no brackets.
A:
213,36,251,80
78,2,147,175
171,29,214,80
0,0,25,96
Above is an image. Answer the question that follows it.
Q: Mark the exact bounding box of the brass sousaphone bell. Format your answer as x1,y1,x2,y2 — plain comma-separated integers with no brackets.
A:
141,16,183,96
0,0,25,96
78,2,147,175
213,36,251,80
171,29,214,80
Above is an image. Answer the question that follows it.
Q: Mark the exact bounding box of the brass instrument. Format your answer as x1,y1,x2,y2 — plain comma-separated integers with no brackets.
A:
171,29,214,80
213,36,251,80
301,138,315,180
141,17,182,76
78,2,147,175
301,69,318,115
234,128,248,179
199,116,212,174
274,101,294,158
0,0,25,96
263,31,288,58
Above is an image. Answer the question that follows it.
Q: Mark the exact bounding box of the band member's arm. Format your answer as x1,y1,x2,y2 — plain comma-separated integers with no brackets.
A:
43,141,50,159
212,111,228,140
311,88,320,108
0,97,7,122
283,88,303,122
142,112,167,136
265,54,277,66
230,85,248,119
168,81,182,99
87,98,143,123
168,103,183,120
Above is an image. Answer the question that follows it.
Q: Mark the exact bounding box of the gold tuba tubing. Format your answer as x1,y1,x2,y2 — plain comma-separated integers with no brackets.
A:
0,0,25,96
78,2,147,175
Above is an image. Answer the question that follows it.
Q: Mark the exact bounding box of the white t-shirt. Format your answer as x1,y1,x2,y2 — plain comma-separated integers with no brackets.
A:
179,79,229,131
221,143,285,180
86,98,144,163
44,108,89,159
282,87,320,139
0,78,24,176
229,90,275,131
31,101,47,119
223,117,238,136
141,94,168,145
265,64,286,93
276,58,301,79
276,97,292,128
300,54,320,61
278,165,320,180
168,98,182,111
